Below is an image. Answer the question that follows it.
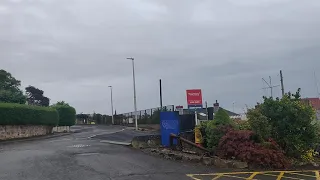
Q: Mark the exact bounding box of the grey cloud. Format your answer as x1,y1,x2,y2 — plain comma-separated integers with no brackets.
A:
1,0,320,114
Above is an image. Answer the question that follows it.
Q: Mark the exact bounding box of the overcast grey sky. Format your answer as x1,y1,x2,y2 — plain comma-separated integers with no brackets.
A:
1,0,320,115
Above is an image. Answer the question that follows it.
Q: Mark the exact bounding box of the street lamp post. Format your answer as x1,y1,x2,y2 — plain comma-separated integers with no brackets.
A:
108,86,114,125
127,57,138,131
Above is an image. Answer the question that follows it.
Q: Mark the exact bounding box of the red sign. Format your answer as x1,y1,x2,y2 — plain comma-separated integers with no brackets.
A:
186,89,203,106
176,106,183,109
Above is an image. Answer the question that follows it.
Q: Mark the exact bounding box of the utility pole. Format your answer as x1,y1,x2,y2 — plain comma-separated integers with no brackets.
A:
159,79,163,109
280,70,285,97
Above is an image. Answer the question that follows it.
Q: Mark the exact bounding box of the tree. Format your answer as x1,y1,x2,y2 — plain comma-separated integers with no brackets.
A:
248,88,319,157
54,101,70,106
205,108,235,150
0,69,26,104
25,86,50,106
214,108,233,126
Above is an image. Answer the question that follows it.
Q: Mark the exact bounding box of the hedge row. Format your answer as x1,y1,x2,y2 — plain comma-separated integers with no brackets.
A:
0,103,59,126
52,105,76,126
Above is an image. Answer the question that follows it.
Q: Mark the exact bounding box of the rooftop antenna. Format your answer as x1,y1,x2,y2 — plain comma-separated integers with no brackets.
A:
262,76,280,98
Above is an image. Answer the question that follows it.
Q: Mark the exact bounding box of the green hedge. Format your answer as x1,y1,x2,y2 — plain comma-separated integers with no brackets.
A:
53,105,76,126
0,103,59,126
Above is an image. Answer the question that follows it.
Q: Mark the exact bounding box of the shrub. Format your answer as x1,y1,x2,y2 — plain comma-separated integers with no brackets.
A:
217,130,290,169
204,109,235,150
214,108,233,126
234,119,251,130
52,105,76,126
247,106,271,141
248,89,319,157
205,123,233,150
0,103,59,126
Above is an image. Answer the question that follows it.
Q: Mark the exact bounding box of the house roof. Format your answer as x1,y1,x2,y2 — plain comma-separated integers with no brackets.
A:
302,98,320,110
182,107,239,117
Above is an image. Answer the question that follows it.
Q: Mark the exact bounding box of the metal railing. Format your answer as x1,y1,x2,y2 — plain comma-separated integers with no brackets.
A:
119,105,174,124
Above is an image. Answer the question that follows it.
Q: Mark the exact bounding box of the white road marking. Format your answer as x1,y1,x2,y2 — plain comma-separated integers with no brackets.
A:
100,140,131,146
68,144,91,148
77,152,100,156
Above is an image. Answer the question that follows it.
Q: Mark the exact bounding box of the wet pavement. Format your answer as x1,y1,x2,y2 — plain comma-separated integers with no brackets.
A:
0,125,319,180
0,125,212,180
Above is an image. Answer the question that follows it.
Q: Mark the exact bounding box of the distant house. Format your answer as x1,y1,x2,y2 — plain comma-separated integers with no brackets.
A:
180,100,240,120
301,98,320,120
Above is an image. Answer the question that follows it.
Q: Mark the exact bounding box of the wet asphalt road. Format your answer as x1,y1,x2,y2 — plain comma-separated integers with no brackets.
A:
0,125,213,180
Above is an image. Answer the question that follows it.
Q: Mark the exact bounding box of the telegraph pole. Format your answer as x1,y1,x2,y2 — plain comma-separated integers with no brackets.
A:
280,70,285,97
159,79,163,109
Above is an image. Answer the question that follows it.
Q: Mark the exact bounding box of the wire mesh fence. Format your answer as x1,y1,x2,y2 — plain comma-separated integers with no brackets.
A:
119,105,174,124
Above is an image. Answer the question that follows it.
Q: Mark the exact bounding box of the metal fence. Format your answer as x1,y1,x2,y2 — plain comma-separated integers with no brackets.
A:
120,105,174,122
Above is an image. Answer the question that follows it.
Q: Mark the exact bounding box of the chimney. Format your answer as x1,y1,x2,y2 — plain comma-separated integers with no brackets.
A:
213,100,220,113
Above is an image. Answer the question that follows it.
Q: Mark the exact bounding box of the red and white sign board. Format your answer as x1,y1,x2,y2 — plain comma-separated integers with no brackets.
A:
186,89,203,108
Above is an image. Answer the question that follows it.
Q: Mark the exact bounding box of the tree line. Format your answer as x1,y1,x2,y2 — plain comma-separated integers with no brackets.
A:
1,69,61,106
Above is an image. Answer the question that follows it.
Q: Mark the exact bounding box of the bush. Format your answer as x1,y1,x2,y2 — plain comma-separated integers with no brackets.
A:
0,103,58,126
52,105,76,126
214,108,233,126
217,130,290,169
205,123,233,150
248,89,319,157
204,108,235,150
234,119,251,130
247,107,271,141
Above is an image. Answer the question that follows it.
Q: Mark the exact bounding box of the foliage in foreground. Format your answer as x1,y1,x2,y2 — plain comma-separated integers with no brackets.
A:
247,89,319,157
205,108,235,150
217,130,290,169
0,103,58,126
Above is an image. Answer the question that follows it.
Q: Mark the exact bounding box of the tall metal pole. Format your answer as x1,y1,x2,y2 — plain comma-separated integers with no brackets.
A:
280,70,285,97
108,86,114,125
159,79,163,109
127,57,138,130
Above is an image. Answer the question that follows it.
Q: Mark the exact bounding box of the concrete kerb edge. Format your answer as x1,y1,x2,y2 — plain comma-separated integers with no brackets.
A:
0,132,72,145
100,140,131,146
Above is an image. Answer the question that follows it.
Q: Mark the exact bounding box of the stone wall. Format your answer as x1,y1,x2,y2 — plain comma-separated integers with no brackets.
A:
52,126,70,133
0,125,53,140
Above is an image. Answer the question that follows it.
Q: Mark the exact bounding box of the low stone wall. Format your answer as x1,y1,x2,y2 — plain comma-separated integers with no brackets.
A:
52,126,70,133
131,135,161,149
0,125,53,140
143,148,248,169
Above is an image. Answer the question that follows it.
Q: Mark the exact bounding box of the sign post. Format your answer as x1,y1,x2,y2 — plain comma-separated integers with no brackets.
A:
186,89,203,125
186,89,203,146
